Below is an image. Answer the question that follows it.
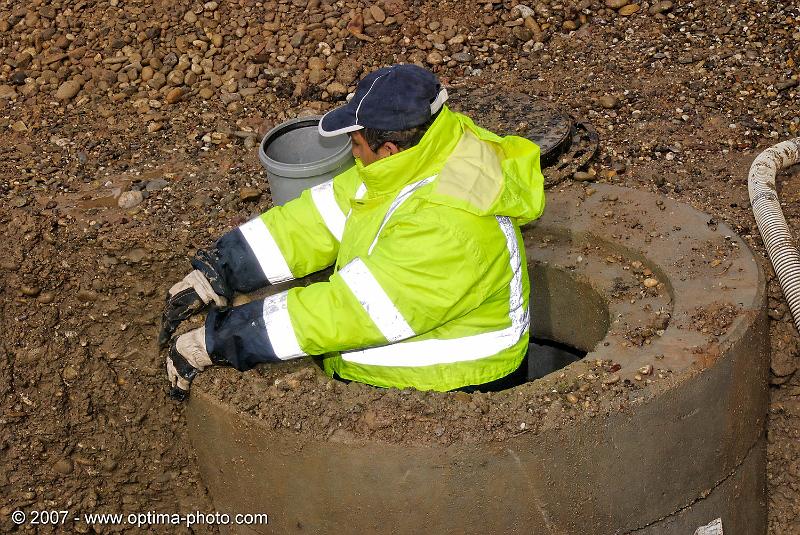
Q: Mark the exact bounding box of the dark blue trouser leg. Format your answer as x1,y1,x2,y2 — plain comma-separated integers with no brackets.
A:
192,228,270,300
205,299,280,371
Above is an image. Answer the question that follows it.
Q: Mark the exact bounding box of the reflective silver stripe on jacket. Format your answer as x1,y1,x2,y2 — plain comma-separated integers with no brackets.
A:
339,258,415,342
239,217,293,284
262,291,306,360
341,216,527,367
368,175,436,254
310,180,346,241
312,180,368,241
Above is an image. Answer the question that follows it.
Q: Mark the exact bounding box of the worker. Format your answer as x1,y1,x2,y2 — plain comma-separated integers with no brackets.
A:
161,64,545,399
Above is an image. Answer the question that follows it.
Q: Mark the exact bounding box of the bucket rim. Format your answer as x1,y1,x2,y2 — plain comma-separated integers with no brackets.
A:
258,115,353,179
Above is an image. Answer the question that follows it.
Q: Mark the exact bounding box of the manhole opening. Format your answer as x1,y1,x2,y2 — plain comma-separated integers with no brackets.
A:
528,337,587,380
458,338,587,393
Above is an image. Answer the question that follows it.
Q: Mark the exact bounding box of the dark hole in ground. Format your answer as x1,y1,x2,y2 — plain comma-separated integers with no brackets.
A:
462,337,586,393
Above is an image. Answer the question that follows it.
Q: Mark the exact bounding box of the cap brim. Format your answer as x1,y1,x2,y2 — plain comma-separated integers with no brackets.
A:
318,107,364,137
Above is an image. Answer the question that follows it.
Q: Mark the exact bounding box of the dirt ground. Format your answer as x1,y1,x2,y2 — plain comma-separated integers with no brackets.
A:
0,0,798,533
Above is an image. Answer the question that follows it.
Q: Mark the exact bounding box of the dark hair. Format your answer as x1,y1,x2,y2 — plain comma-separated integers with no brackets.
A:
363,111,440,152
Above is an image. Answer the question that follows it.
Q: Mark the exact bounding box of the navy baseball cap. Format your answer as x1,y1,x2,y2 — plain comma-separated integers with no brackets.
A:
318,64,448,137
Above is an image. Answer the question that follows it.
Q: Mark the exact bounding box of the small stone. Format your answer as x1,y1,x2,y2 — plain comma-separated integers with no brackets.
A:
573,171,594,182
62,366,79,381
426,51,443,65
369,5,386,22
11,195,28,206
184,11,197,23
101,459,118,472
648,0,673,14
239,187,262,202
56,80,81,100
602,374,620,385
566,393,579,404
37,292,55,304
118,190,144,209
776,79,799,92
643,278,659,288
308,68,326,85
326,81,347,96
638,364,654,375
452,52,473,63
21,285,41,297
605,0,629,8
125,248,147,263
599,95,619,109
53,459,74,475
165,87,184,104
335,58,362,85
148,72,167,90
199,87,215,99
618,4,640,15
11,71,27,85
145,179,169,191
11,120,28,132
0,84,17,99
513,25,533,42
76,289,99,302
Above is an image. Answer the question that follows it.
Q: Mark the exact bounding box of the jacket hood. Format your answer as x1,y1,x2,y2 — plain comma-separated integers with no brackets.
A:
356,106,545,224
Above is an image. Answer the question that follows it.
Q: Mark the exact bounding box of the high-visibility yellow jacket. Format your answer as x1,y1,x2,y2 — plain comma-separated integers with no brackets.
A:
237,106,545,391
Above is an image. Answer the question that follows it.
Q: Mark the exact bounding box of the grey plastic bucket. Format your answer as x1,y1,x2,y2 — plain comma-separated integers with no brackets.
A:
258,116,354,205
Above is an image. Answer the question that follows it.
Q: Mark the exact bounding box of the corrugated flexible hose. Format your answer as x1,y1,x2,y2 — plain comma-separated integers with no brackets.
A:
748,138,800,331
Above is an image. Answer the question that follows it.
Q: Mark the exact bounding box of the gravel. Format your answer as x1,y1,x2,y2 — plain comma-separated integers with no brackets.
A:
0,0,798,532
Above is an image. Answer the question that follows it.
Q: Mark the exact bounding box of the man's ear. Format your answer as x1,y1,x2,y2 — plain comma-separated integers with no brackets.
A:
381,142,401,155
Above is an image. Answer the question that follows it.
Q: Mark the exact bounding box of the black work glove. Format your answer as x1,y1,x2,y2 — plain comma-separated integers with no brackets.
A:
166,326,229,400
159,270,227,348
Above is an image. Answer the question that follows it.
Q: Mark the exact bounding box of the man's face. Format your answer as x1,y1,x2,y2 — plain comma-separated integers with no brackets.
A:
349,131,397,166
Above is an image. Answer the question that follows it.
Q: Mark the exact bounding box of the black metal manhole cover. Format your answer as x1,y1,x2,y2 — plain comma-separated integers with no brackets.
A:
449,87,598,187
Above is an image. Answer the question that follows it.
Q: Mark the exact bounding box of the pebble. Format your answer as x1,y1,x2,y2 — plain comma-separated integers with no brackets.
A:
573,171,594,182
326,82,347,96
643,278,659,288
369,5,386,23
426,51,444,65
618,4,640,16
452,52,473,63
56,80,81,100
599,95,620,109
648,1,673,14
239,187,262,202
602,374,620,385
62,366,79,381
37,292,55,304
565,393,579,404
21,285,41,297
77,289,99,302
118,190,144,209
0,84,17,99
605,0,629,8
638,364,654,375
145,179,169,191
53,459,74,475
165,87,184,104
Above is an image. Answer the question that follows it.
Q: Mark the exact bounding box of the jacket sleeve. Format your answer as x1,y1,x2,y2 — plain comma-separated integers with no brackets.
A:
262,207,506,359
191,167,362,298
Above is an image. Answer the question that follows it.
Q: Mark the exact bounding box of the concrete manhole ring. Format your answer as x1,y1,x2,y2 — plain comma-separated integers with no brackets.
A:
188,183,768,534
